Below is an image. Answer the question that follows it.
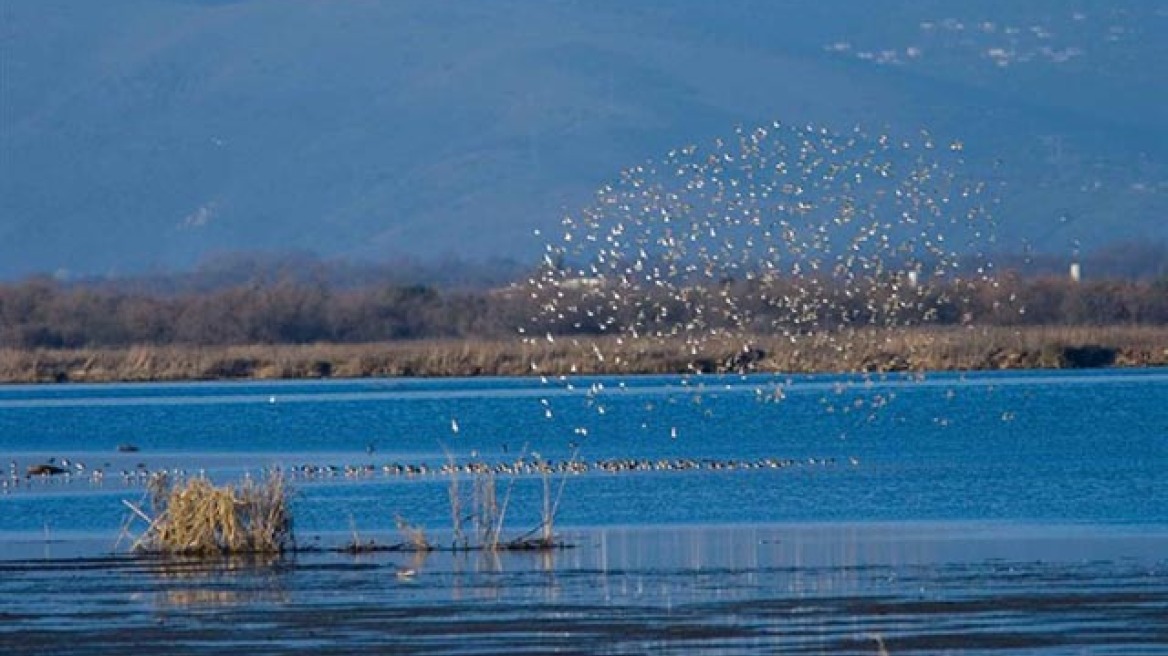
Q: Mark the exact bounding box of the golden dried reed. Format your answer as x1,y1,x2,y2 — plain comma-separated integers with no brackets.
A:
128,473,293,556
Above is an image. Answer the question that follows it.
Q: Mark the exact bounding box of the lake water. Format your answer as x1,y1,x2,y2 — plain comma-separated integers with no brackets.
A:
2,369,1166,653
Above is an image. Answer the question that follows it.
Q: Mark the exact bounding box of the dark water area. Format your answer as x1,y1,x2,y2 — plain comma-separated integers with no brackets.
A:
1,524,1165,655
2,369,1167,653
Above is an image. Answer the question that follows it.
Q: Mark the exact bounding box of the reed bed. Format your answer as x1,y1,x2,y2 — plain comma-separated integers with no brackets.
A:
336,449,572,554
1,326,1165,383
125,473,293,556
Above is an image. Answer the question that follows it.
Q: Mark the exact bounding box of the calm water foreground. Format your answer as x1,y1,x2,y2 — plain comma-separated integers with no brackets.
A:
1,369,1166,654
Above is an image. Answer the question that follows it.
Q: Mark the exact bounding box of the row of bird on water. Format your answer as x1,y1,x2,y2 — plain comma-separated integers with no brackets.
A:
6,457,157,492
5,453,857,494
277,455,854,479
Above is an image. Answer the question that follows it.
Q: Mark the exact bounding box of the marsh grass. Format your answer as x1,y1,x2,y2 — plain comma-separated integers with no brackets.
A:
423,445,573,552
512,450,575,550
393,514,434,552
471,470,501,549
124,472,293,556
336,514,381,554
326,448,571,555
334,513,436,554
3,326,1165,384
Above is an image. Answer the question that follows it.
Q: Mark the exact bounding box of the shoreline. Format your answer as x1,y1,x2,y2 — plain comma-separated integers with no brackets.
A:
1,325,1166,384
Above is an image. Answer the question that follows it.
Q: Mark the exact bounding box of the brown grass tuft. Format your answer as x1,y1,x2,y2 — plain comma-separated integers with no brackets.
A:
126,472,293,556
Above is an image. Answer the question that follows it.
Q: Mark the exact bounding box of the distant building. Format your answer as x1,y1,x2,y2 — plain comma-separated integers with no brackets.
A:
560,276,604,290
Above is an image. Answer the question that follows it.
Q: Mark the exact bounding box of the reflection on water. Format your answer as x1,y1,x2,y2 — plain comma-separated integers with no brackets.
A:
1,523,1164,655
140,554,291,609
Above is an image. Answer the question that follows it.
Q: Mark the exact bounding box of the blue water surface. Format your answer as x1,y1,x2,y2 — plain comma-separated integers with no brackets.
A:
1,369,1166,540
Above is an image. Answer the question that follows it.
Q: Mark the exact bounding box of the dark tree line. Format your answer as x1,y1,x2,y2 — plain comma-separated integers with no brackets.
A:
0,277,528,348
1,272,1166,349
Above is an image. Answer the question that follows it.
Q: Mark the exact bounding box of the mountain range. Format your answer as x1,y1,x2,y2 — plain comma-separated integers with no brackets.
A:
2,0,1165,279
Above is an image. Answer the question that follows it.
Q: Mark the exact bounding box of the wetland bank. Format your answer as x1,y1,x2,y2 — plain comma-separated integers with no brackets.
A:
3,325,1167,384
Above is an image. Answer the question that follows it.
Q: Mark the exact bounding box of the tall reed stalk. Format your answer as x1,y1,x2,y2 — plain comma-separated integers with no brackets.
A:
441,446,466,549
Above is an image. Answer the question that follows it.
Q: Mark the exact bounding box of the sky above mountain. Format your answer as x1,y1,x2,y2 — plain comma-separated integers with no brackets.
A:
1,0,1165,279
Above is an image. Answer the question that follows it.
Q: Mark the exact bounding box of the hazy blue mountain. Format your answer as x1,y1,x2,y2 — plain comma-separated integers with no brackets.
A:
2,0,1165,279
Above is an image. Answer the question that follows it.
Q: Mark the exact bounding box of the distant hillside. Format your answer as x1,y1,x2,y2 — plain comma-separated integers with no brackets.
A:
2,0,1165,279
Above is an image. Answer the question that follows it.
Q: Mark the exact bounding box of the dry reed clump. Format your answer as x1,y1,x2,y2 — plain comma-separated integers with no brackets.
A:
125,472,293,556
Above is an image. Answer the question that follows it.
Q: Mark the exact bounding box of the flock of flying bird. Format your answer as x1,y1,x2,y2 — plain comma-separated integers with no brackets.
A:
523,119,997,366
